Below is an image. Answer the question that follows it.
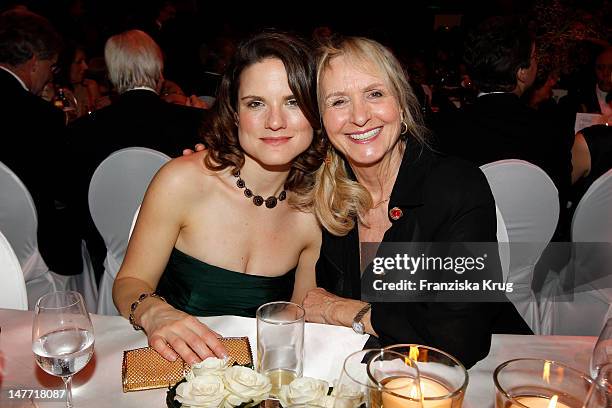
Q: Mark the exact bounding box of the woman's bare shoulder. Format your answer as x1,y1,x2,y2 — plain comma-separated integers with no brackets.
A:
150,151,219,196
291,206,321,240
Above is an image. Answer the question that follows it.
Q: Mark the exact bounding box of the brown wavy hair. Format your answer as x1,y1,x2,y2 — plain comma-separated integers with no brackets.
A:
201,32,326,206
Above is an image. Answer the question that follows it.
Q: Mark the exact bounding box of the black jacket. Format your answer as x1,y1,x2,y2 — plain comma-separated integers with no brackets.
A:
434,93,573,240
68,88,206,278
316,141,530,369
0,68,83,275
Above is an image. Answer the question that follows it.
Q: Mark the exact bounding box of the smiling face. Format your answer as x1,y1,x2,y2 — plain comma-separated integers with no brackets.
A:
236,58,314,170
320,55,402,168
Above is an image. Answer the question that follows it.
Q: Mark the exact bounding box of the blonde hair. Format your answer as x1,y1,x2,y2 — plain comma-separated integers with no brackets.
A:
104,30,163,94
306,36,428,236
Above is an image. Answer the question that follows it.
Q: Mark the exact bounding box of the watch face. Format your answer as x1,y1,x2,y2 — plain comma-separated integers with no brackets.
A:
352,321,365,335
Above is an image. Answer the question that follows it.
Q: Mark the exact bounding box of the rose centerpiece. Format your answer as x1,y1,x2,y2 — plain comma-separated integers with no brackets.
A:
168,358,271,408
167,358,349,408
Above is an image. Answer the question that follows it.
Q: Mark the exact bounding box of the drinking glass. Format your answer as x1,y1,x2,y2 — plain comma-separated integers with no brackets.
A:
333,349,422,408
590,318,612,379
256,301,304,397
583,363,612,408
32,291,94,408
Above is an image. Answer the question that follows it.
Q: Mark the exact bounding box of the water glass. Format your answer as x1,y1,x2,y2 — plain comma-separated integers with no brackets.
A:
334,349,422,408
385,344,468,407
256,301,304,397
32,291,94,408
590,317,612,379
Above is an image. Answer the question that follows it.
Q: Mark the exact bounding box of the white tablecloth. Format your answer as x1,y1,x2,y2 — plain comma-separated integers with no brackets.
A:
0,309,595,407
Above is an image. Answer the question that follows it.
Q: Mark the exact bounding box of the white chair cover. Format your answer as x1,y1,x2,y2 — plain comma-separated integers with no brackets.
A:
129,206,141,240
89,148,170,315
0,161,58,309
0,229,27,310
541,169,612,335
481,160,560,334
496,206,510,282
0,161,98,311
0,163,98,312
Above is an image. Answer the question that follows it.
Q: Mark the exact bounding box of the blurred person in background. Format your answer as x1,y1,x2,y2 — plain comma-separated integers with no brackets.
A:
0,9,84,290
69,29,206,280
43,41,109,121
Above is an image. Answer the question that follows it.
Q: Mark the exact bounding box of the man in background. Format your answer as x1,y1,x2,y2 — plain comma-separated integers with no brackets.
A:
0,10,84,282
69,29,205,279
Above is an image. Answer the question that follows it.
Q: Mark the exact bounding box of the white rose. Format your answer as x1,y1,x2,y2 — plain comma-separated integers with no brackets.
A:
223,366,271,407
188,357,230,380
278,377,329,407
175,374,228,408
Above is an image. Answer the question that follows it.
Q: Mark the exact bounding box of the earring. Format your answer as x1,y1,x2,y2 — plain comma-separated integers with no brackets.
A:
400,120,408,135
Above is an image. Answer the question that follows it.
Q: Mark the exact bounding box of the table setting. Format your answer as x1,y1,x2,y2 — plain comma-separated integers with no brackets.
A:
0,292,608,408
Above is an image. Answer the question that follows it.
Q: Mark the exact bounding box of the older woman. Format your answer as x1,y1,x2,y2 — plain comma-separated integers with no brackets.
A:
113,32,325,365
302,36,508,368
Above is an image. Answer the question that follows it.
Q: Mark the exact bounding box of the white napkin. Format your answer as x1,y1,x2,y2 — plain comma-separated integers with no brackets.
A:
303,322,370,384
200,316,370,384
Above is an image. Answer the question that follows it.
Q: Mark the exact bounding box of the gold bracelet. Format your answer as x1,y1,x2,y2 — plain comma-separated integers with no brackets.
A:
129,292,166,331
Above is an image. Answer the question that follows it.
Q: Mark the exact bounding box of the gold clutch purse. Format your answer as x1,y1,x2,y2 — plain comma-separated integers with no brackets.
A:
122,337,253,392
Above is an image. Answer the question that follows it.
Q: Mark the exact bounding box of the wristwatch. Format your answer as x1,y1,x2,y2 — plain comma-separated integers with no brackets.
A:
351,303,371,335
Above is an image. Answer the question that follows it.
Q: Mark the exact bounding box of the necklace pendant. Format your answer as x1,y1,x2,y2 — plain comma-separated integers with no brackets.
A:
265,196,278,208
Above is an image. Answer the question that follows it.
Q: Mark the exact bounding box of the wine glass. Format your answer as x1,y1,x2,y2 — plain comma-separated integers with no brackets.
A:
590,318,612,379
32,291,94,408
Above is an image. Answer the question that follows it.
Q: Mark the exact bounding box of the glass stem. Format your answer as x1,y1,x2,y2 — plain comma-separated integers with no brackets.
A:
62,375,73,408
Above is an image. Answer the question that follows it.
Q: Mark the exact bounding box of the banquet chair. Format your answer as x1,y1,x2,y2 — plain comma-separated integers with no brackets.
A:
0,161,98,311
540,169,612,335
0,229,28,310
89,147,170,315
480,160,560,334
129,206,140,239
496,206,510,281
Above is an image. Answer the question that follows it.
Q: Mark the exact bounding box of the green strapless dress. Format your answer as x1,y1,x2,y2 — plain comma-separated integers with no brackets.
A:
156,248,296,317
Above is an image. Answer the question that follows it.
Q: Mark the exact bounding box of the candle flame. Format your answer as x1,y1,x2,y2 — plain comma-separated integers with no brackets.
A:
543,361,551,384
547,394,558,408
408,346,419,362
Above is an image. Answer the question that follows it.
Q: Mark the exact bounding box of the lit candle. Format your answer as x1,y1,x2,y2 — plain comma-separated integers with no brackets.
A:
512,395,572,408
381,377,452,408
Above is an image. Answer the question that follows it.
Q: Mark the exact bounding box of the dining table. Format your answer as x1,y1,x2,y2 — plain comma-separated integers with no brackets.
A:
0,308,596,408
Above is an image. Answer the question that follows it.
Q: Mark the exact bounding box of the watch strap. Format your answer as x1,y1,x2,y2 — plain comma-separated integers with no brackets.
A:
353,303,372,325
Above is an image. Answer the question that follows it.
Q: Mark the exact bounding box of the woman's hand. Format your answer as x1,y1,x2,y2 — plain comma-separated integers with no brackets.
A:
182,143,206,156
140,301,228,365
